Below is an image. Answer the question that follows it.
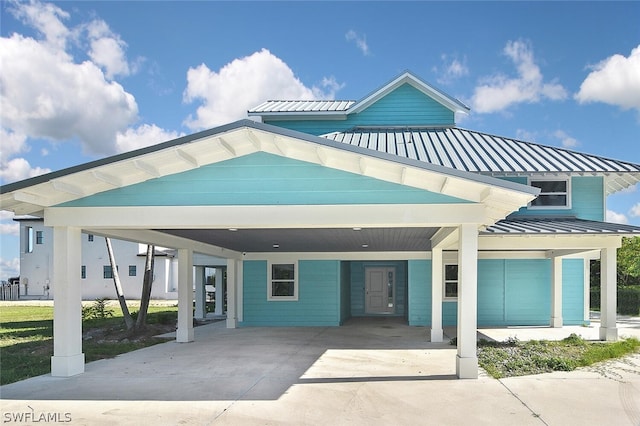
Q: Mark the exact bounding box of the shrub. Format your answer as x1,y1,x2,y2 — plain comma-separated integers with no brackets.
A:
82,298,114,320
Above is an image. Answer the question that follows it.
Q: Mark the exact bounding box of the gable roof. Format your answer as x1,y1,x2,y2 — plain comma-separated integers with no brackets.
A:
0,120,537,220
321,126,640,195
248,71,469,118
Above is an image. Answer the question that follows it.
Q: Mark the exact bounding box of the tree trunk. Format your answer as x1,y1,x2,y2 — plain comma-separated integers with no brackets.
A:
105,237,134,330
136,244,155,328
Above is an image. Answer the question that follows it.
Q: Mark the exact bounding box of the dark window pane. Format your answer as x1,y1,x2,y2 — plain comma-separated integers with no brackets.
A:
273,264,294,280
272,281,294,297
445,282,458,298
445,264,458,281
531,180,566,193
531,194,567,207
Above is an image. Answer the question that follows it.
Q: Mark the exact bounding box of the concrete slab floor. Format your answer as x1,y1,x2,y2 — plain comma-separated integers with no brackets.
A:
2,316,640,425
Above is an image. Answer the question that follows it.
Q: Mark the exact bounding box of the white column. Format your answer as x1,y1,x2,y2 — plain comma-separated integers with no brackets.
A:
550,256,563,328
51,226,85,377
214,267,225,315
430,248,443,342
194,266,206,320
584,258,590,324
176,249,194,343
599,247,618,341
456,224,478,379
226,259,237,328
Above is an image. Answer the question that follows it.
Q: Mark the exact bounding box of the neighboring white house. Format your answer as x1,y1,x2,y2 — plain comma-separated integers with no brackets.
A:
15,216,226,301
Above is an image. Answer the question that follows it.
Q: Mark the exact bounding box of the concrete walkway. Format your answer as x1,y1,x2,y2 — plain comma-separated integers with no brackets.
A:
1,317,640,425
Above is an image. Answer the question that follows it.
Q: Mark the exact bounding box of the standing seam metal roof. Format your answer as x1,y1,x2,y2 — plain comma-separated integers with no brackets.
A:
484,217,640,235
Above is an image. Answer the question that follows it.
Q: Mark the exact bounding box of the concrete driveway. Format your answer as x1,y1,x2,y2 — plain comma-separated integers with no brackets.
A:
2,316,640,425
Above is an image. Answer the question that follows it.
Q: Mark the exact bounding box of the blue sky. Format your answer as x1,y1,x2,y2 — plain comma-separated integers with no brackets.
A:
1,1,639,278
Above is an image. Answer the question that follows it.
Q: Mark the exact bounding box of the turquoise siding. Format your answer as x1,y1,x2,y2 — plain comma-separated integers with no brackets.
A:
241,260,341,326
264,83,455,136
405,259,584,327
503,176,604,221
349,261,407,317
408,260,431,326
562,259,586,325
340,262,351,324
58,152,470,207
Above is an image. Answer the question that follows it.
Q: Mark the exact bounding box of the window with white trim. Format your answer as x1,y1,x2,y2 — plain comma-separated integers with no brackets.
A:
268,261,298,301
444,264,458,299
529,178,571,209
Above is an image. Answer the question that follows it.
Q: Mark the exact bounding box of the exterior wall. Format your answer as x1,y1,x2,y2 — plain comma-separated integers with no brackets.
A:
263,84,455,136
406,258,585,327
17,220,179,300
340,261,352,324
503,176,604,221
59,153,470,207
349,261,407,317
241,259,341,326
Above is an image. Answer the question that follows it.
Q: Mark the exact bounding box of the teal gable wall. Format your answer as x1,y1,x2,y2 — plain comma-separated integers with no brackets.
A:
503,176,604,221
59,152,470,207
241,260,341,326
264,84,455,136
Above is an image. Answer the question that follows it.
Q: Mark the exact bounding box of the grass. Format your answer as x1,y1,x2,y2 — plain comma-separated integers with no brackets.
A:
477,333,640,379
0,304,178,385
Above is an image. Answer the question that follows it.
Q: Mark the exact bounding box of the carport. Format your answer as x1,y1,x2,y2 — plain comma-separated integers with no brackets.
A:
0,120,540,379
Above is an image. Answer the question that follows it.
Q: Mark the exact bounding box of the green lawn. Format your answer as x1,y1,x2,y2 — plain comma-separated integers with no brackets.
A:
0,304,178,385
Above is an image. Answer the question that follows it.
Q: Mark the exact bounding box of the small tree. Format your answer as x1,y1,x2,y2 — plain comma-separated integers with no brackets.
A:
617,237,640,286
105,238,135,330
136,244,155,328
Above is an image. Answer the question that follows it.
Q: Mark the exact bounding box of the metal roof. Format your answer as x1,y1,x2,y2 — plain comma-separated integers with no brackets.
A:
250,100,355,113
248,71,469,116
483,217,640,235
321,127,640,194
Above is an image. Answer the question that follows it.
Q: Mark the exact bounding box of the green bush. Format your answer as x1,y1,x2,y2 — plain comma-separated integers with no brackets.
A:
590,286,640,316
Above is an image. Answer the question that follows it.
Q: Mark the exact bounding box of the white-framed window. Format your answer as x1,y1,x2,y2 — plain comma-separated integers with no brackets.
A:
36,230,43,244
88,234,94,242
443,264,458,299
268,261,298,301
529,178,571,209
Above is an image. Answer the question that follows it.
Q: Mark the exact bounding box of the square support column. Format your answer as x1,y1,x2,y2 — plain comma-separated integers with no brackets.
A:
551,256,563,328
456,224,478,379
214,267,226,316
226,259,238,328
176,248,194,343
51,226,85,377
430,248,443,342
599,247,618,341
194,266,206,320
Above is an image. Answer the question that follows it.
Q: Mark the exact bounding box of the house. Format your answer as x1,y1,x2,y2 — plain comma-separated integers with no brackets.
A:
1,71,639,379
13,216,226,306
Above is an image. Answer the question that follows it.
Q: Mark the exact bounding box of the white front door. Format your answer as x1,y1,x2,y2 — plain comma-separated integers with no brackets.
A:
365,267,395,314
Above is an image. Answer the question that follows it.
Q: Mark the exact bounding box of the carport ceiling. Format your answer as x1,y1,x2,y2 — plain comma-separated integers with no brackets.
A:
158,227,438,253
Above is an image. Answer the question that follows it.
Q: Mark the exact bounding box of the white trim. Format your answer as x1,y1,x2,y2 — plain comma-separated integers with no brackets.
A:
528,176,572,210
443,263,459,301
267,260,298,301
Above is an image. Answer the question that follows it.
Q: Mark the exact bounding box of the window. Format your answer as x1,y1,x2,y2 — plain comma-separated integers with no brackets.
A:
36,230,43,244
25,226,33,253
129,265,137,276
268,262,298,301
529,178,570,208
81,266,86,279
444,264,458,299
88,234,94,242
103,265,117,279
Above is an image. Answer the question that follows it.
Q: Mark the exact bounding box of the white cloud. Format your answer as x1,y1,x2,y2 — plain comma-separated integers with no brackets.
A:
1,1,140,157
85,19,131,79
0,222,19,237
435,54,469,85
552,130,579,149
575,45,640,111
0,257,21,279
0,128,28,159
345,30,370,56
471,40,567,113
0,157,51,184
606,209,628,224
630,203,640,218
183,49,342,130
115,124,183,153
